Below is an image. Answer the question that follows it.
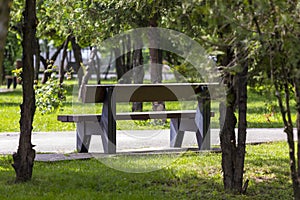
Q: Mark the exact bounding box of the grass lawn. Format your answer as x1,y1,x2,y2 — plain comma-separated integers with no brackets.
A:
0,142,293,199
0,81,293,132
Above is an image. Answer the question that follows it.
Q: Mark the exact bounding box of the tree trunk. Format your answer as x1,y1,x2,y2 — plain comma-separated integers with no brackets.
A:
114,47,124,80
272,55,299,199
12,0,36,183
234,58,248,192
149,13,162,84
293,78,300,199
132,41,144,112
94,48,101,84
41,41,64,84
219,47,248,193
59,36,70,84
114,35,133,84
78,47,100,100
276,82,298,198
148,13,164,113
219,50,236,191
0,0,12,85
70,36,83,86
34,38,40,81
220,88,237,191
125,35,132,82
104,50,113,80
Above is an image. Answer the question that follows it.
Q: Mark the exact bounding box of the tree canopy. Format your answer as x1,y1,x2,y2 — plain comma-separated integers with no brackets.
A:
3,0,300,198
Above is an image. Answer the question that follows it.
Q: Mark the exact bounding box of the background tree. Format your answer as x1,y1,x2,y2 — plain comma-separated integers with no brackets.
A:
250,1,300,198
168,1,251,193
12,0,37,182
0,0,12,84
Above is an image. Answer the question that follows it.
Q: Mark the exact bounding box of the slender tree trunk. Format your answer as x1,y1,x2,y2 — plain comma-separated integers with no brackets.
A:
219,47,248,193
234,57,248,192
104,50,113,80
59,36,70,84
78,47,99,100
41,41,64,84
293,78,300,199
34,38,40,81
70,36,83,86
12,0,36,183
149,13,162,84
272,53,299,198
124,34,132,84
114,35,133,83
95,48,101,84
149,13,164,113
132,38,144,112
275,81,298,198
114,47,124,80
220,87,237,190
0,0,12,85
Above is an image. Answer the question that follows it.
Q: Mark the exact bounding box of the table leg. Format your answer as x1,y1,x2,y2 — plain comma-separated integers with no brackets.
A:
195,96,211,150
100,87,116,154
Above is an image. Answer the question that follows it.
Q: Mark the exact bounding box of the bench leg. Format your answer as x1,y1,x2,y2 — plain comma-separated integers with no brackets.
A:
170,118,184,148
76,122,91,153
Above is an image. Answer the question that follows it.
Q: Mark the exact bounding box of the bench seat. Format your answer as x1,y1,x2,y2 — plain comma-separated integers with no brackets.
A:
57,110,214,153
57,110,200,122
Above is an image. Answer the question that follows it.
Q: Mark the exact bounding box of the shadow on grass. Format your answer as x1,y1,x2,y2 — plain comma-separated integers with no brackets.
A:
0,89,22,96
0,102,21,107
247,121,284,128
0,153,294,200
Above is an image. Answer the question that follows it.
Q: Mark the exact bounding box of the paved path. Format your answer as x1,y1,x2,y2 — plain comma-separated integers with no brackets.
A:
0,128,296,155
0,88,14,93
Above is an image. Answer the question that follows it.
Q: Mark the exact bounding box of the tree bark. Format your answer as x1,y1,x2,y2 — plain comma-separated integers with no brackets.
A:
114,35,133,84
34,38,40,81
148,13,164,113
132,41,144,112
114,47,124,80
41,41,64,84
59,36,70,84
276,81,299,198
272,54,299,198
295,78,300,200
124,34,132,84
234,57,248,192
220,87,237,191
70,36,83,86
0,0,12,84
78,47,100,100
12,0,36,183
219,49,236,190
219,47,248,193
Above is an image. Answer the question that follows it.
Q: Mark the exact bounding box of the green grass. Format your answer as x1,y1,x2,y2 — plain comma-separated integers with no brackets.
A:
0,142,293,199
0,81,294,132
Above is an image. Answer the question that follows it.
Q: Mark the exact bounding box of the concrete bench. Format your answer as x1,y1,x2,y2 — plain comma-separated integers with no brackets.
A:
58,110,215,153
58,83,215,154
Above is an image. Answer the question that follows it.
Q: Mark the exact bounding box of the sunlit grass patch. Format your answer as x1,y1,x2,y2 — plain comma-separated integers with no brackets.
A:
0,142,294,199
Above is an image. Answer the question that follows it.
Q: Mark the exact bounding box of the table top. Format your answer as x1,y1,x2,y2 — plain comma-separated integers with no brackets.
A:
82,83,218,103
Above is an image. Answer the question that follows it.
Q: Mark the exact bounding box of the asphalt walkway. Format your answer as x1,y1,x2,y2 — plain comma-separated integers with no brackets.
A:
0,128,295,156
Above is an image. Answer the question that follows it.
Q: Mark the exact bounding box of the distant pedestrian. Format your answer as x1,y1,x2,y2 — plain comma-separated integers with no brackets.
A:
6,59,22,89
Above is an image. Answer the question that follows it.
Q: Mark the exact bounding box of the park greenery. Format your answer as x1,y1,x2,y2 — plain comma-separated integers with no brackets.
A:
0,81,292,132
0,142,294,199
2,0,300,199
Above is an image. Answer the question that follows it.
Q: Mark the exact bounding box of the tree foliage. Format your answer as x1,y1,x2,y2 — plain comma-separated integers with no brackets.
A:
6,0,300,198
